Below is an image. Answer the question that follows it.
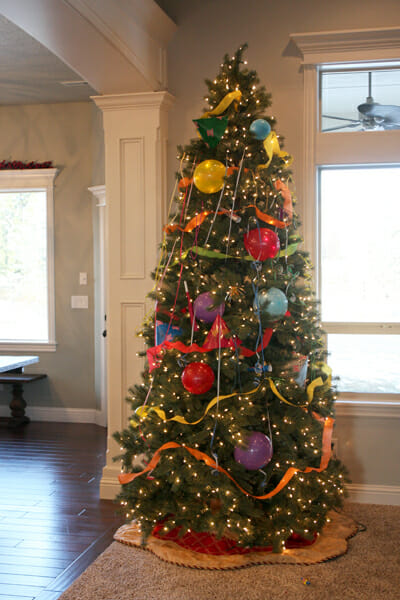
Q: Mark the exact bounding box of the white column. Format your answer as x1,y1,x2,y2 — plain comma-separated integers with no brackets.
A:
92,91,174,499
88,185,107,428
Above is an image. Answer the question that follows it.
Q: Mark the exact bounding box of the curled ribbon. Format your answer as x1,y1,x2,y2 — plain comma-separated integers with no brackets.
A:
173,243,298,266
119,416,334,500
201,90,242,118
146,321,273,372
246,204,289,229
133,365,331,427
132,385,262,427
267,364,332,408
166,206,289,235
164,208,238,234
274,179,293,220
258,131,293,170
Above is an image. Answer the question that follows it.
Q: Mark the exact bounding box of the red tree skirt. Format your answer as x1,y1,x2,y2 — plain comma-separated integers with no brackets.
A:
152,522,317,556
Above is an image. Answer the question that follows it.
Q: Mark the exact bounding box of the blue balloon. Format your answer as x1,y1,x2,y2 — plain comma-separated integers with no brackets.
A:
249,119,271,140
254,287,288,319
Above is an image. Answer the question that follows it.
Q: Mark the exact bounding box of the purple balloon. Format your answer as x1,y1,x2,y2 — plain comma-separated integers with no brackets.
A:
193,292,225,323
234,432,273,470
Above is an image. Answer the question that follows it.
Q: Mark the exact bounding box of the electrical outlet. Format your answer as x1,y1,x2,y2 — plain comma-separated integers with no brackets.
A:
71,295,88,309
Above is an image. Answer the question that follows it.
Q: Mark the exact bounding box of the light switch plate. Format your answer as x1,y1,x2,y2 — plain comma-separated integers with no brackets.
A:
71,295,88,309
79,272,87,285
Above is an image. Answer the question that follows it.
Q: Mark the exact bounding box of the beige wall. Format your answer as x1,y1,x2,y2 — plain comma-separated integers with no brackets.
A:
158,0,400,496
161,0,400,215
0,101,103,412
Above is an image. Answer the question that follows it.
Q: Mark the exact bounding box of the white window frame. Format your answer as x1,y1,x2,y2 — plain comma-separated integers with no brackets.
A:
0,168,58,352
290,27,400,407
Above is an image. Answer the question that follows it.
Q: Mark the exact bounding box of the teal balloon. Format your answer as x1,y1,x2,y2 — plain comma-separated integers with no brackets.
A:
254,287,288,320
249,119,271,140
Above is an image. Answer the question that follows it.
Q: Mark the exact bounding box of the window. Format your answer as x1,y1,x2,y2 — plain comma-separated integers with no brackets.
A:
291,28,400,401
320,65,400,132
319,165,400,395
0,169,57,350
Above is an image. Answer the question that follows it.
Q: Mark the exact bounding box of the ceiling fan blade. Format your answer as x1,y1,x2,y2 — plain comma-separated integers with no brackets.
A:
322,122,361,132
321,114,360,123
358,102,400,123
382,122,400,130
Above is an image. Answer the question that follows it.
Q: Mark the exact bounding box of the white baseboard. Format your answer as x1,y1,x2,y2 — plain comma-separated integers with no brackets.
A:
100,464,122,499
347,483,400,505
0,404,107,426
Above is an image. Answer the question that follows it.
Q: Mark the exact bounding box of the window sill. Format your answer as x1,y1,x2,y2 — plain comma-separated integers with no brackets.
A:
336,398,400,418
0,342,57,352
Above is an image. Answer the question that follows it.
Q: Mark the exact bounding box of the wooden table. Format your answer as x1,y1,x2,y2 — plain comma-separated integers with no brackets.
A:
0,355,43,427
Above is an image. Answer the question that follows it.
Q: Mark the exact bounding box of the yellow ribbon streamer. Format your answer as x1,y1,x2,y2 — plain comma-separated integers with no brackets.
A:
131,385,262,428
201,90,242,119
268,364,332,408
132,365,331,428
258,131,293,170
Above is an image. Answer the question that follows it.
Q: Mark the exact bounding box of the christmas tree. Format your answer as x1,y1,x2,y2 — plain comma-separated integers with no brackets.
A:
115,45,347,554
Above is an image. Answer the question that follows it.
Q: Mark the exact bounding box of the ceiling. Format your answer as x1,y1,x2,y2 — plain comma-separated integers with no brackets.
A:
0,14,98,105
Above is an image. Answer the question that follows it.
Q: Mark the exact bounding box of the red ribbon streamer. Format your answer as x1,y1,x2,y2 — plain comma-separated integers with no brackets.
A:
146,318,274,372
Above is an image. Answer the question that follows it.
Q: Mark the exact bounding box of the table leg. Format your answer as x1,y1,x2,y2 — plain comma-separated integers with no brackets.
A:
8,372,30,428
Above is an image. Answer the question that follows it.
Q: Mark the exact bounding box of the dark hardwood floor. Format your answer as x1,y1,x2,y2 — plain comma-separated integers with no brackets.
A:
0,420,124,599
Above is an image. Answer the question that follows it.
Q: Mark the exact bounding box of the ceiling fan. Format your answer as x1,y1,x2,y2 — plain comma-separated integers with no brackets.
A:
322,71,400,132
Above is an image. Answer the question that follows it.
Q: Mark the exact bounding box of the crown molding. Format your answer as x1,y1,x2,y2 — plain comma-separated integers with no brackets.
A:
92,90,175,113
290,27,400,64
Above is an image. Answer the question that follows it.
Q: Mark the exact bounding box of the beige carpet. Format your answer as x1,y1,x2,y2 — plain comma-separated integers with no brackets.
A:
60,503,400,600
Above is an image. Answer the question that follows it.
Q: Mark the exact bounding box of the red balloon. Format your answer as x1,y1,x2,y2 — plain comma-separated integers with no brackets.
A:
244,228,280,261
181,362,215,395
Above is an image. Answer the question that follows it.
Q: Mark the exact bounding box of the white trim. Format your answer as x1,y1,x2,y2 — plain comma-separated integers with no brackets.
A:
347,484,400,505
100,464,123,499
0,168,58,348
0,403,105,424
88,184,106,206
88,184,107,428
0,168,58,187
0,342,57,352
336,401,400,419
323,322,400,335
92,91,174,112
290,27,400,65
301,64,318,264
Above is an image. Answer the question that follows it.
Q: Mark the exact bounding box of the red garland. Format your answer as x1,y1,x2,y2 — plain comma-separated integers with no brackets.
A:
152,522,317,555
0,160,53,170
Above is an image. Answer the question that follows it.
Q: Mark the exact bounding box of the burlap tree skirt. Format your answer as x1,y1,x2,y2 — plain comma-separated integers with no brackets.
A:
114,511,358,569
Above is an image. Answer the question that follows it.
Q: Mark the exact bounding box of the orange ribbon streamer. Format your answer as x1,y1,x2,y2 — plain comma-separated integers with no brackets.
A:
164,209,235,234
246,204,289,229
274,179,293,220
165,203,290,235
119,417,334,500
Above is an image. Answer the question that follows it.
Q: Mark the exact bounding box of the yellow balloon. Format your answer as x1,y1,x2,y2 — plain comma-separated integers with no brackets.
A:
193,160,226,194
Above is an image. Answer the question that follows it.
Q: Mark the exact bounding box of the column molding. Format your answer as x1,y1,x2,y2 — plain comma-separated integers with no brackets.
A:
92,91,174,499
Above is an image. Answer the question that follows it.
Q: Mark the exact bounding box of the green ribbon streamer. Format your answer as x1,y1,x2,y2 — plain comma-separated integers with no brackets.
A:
172,243,298,266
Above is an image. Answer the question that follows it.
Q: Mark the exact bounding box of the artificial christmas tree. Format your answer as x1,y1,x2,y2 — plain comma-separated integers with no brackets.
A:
114,45,348,559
